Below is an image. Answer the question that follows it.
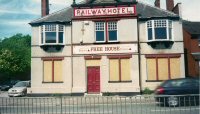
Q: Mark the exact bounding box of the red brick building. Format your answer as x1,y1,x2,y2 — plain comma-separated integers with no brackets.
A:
183,21,200,77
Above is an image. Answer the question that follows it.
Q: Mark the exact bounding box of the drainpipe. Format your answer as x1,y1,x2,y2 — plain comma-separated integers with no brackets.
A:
137,17,142,94
71,21,73,95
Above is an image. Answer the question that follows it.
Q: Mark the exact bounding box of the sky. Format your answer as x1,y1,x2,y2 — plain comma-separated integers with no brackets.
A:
0,0,200,39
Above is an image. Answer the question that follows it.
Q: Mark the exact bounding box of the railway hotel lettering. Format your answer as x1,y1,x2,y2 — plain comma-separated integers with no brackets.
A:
74,6,136,17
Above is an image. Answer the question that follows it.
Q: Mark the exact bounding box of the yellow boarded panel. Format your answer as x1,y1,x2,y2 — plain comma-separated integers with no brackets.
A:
121,59,131,81
170,58,180,79
109,59,119,81
54,61,63,82
158,58,169,80
44,61,52,82
147,59,157,80
86,60,100,66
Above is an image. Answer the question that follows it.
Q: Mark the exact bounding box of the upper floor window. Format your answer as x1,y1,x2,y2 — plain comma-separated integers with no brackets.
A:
95,21,117,43
41,24,64,45
147,20,172,41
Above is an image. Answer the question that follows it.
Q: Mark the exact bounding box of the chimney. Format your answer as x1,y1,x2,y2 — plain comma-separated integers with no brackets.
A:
85,0,89,3
166,0,174,11
41,0,49,17
73,0,76,4
172,3,182,17
154,0,160,8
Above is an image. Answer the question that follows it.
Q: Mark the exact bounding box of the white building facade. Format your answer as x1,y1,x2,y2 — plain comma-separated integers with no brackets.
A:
29,0,185,95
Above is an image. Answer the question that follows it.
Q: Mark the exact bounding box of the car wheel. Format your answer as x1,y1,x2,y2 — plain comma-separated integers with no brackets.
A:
167,96,179,107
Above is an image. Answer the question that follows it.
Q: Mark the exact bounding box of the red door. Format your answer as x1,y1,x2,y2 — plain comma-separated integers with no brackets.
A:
87,67,100,93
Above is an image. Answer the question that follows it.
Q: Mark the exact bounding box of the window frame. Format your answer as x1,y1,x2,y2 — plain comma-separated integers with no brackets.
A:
95,22,106,43
108,21,118,42
40,24,65,45
147,19,173,42
95,21,118,43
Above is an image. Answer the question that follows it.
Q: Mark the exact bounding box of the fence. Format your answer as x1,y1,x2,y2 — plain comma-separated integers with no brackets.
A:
0,94,199,114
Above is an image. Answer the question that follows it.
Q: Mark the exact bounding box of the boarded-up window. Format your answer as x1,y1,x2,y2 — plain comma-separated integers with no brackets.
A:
170,58,180,79
86,60,100,67
158,58,169,80
109,59,119,81
109,58,131,82
121,59,131,81
43,60,63,83
44,61,52,82
146,57,181,81
147,59,156,80
54,61,63,82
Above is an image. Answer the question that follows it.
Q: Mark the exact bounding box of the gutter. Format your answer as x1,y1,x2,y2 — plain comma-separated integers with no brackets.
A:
29,21,70,26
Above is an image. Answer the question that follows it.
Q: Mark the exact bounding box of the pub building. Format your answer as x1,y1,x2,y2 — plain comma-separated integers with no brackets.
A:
28,0,185,95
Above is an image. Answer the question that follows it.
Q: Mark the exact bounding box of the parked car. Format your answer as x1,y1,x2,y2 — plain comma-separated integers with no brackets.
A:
8,81,30,97
154,78,200,107
0,80,20,91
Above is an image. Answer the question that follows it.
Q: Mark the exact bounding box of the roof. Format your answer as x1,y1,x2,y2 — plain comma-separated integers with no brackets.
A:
30,7,73,26
183,20,200,35
30,0,179,25
136,2,178,20
83,0,135,4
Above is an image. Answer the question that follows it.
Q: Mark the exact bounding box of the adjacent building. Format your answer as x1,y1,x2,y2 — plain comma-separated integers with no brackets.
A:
28,0,185,95
183,21,200,77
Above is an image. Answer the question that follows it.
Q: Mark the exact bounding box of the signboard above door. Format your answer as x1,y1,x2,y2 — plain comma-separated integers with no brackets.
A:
73,44,138,55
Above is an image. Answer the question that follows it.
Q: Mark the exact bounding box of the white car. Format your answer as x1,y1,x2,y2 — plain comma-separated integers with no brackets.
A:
8,81,30,97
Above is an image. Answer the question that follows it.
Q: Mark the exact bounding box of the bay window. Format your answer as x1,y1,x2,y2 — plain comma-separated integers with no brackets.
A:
40,24,64,45
147,20,172,41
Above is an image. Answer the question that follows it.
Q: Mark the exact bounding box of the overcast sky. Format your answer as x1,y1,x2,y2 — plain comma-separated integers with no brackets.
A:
0,0,199,39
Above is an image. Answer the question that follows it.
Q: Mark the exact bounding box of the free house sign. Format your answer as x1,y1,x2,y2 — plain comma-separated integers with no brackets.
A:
73,44,138,55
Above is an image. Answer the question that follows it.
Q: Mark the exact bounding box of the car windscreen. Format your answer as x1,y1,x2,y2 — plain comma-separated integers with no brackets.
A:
162,79,200,88
162,80,188,87
14,82,27,87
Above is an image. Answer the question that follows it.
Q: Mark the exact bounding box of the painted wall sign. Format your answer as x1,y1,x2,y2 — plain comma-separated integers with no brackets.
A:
74,6,136,17
73,44,138,54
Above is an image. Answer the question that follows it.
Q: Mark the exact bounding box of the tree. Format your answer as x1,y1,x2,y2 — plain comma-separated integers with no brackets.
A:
0,34,31,80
